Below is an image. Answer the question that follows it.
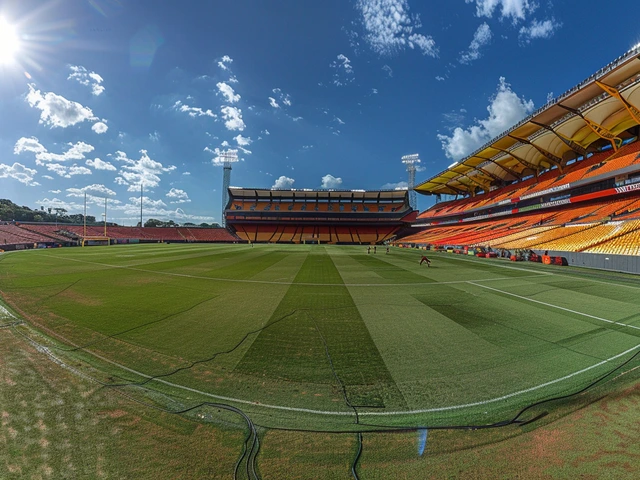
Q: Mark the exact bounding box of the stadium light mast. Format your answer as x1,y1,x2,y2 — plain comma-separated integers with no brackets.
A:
401,153,420,210
217,149,239,227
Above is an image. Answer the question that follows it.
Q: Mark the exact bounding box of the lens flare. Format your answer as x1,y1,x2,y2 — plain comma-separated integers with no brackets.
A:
0,17,20,64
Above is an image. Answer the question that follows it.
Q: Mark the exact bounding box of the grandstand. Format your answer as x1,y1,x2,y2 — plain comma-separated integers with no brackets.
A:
224,188,417,244
398,46,640,266
0,223,239,250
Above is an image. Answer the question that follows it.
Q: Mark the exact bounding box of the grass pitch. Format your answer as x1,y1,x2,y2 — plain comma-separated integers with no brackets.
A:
1,243,639,433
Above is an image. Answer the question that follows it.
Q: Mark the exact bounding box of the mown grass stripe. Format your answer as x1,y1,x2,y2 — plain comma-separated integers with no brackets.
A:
235,247,406,408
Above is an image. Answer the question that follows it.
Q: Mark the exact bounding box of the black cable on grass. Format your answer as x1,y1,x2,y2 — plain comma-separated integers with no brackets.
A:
48,295,217,352
352,432,363,480
308,312,362,479
10,323,261,480
9,303,640,479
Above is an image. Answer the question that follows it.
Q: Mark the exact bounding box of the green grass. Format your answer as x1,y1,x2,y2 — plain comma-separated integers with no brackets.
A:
0,244,639,432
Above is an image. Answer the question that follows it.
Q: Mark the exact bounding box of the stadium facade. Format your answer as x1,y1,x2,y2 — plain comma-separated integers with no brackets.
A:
224,188,417,244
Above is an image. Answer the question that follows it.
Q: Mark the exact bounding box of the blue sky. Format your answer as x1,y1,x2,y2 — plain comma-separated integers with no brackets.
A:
1,0,640,224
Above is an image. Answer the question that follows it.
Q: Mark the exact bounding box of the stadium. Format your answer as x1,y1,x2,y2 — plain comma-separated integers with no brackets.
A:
2,18,640,480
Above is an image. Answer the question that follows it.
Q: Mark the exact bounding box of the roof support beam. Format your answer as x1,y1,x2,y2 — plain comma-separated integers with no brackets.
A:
530,120,588,156
428,179,467,195
596,81,640,125
461,173,490,190
508,135,563,172
558,104,622,151
471,155,522,179
475,166,503,183
443,183,467,195
494,147,540,174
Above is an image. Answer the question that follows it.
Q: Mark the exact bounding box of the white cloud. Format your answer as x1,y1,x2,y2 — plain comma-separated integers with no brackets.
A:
44,163,92,178
382,64,393,77
149,131,160,142
268,96,280,108
356,0,437,57
68,65,105,96
381,181,408,190
42,175,53,180
26,84,96,128
321,174,343,189
291,116,303,122
459,23,492,64
92,121,109,134
182,171,191,175
262,129,270,135
49,189,61,194
216,82,240,103
66,184,117,198
437,77,534,160
166,188,191,204
173,100,216,118
13,136,46,155
234,134,252,146
272,175,295,189
220,106,245,131
518,18,562,43
15,137,95,166
330,54,355,86
272,88,292,106
129,196,166,208
114,149,176,191
334,117,345,125
435,75,445,81
217,55,233,70
0,162,39,186
465,0,538,23
86,157,116,171
372,88,378,94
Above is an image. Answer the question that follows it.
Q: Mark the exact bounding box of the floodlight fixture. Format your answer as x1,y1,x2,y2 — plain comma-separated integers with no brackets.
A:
401,153,421,164
219,149,239,227
401,153,420,209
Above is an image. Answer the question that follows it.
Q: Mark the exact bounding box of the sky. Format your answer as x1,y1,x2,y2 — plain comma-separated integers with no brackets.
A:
1,0,640,225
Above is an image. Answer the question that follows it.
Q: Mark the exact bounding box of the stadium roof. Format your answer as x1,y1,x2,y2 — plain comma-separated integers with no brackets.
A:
416,45,640,196
228,187,408,200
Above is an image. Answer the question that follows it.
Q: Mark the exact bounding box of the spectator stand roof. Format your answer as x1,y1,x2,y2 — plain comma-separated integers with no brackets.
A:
227,188,409,202
416,45,640,196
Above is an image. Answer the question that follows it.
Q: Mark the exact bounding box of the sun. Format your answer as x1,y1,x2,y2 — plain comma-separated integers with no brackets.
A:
0,17,20,64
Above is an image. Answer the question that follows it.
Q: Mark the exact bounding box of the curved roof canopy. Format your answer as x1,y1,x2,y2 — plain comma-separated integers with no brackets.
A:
416,46,640,196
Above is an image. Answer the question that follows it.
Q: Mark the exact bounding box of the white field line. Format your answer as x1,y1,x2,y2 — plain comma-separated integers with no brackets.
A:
361,343,640,416
440,252,640,290
468,281,640,332
12,251,638,418
0,304,16,319
40,254,545,287
24,325,639,418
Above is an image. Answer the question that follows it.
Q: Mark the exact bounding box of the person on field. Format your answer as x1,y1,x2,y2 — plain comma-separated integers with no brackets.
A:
374,246,376,254
420,255,431,267
367,246,371,254
386,246,389,254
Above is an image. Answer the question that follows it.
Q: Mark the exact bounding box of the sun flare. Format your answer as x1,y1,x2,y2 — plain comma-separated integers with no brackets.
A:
0,17,20,64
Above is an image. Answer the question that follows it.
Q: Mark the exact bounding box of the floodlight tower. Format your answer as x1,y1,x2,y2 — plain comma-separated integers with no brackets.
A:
401,153,420,210
218,149,239,227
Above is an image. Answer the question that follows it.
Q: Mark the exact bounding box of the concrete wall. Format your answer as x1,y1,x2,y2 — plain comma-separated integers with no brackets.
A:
533,250,640,275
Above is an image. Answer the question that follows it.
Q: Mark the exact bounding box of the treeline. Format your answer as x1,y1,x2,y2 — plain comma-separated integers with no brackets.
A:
0,199,220,228
0,199,96,224
143,219,220,228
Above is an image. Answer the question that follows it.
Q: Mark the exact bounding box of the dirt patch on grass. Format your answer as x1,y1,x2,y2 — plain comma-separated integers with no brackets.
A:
59,290,102,307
